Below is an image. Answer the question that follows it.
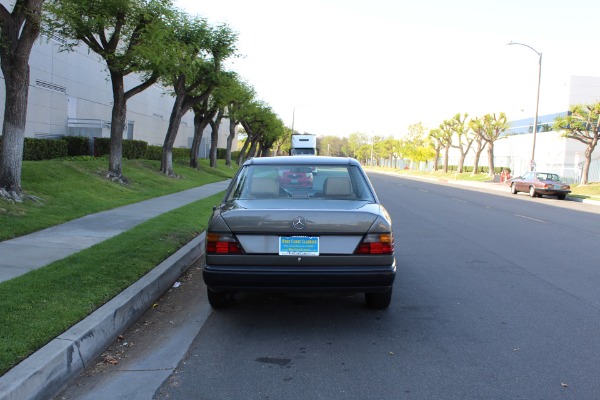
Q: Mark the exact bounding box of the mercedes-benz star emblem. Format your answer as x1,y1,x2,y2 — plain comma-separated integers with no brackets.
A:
292,216,307,230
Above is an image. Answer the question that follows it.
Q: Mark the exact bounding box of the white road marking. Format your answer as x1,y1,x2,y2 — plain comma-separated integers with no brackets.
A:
514,214,546,223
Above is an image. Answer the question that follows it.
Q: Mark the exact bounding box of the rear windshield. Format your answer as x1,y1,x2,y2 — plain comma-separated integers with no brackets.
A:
536,173,560,181
226,164,375,201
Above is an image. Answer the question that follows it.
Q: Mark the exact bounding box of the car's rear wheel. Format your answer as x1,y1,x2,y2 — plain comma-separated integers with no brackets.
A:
529,186,538,198
207,288,230,309
511,183,518,194
365,288,392,309
557,193,566,200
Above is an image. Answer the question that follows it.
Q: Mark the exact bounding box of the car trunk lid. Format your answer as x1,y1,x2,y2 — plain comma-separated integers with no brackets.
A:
219,200,380,234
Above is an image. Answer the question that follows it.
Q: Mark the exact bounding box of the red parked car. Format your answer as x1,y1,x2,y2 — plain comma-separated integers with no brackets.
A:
506,171,571,200
277,166,314,189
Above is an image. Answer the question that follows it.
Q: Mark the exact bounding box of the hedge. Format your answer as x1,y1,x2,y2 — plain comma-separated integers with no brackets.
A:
93,138,148,159
1,135,221,163
93,137,110,157
217,148,240,160
63,136,90,157
23,138,68,160
144,145,189,160
144,145,162,160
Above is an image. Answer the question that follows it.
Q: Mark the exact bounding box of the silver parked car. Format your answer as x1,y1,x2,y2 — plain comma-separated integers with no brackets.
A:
203,156,396,309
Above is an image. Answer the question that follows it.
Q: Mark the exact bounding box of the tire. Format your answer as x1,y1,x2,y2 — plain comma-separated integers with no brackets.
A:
511,183,518,194
557,193,566,200
529,186,537,198
365,288,393,309
207,288,230,309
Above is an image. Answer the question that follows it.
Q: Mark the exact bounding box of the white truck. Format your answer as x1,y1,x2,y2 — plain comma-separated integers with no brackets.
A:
290,133,317,156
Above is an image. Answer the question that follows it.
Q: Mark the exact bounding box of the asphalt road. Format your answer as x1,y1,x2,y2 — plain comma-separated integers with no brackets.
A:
57,173,600,400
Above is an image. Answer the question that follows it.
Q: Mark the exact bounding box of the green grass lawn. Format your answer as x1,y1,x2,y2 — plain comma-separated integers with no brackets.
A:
568,182,600,199
0,158,235,241
0,158,237,375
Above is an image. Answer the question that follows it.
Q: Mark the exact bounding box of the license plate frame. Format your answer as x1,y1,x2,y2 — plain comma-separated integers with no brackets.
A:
279,236,319,256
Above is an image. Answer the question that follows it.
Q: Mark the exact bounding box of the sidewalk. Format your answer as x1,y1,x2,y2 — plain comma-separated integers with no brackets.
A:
0,181,229,283
0,180,230,400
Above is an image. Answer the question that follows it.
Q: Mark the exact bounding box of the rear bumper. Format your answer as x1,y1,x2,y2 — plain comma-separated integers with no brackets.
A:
203,263,396,293
537,189,571,196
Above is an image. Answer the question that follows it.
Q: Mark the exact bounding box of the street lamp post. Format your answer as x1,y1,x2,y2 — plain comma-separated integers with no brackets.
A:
291,106,297,136
370,136,374,167
291,104,308,137
508,41,542,171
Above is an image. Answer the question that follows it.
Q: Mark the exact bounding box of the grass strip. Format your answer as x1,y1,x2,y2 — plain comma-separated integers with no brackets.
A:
0,192,223,375
0,158,235,240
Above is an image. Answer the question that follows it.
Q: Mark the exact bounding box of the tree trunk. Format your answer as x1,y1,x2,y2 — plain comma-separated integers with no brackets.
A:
471,141,484,175
108,70,127,178
581,143,596,185
225,120,237,167
190,111,202,169
261,145,269,157
472,148,483,175
433,147,440,171
487,143,495,177
210,109,224,168
458,152,465,174
247,135,260,159
237,121,255,165
247,143,257,159
161,96,185,176
161,77,187,176
443,146,450,173
190,107,214,169
161,75,212,176
237,138,251,165
105,69,158,180
0,0,44,200
0,54,29,199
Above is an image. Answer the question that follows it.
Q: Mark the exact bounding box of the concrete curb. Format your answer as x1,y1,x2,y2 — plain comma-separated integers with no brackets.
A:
566,196,600,206
0,233,205,400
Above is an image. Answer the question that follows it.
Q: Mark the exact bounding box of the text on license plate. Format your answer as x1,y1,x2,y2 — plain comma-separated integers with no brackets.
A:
279,236,319,256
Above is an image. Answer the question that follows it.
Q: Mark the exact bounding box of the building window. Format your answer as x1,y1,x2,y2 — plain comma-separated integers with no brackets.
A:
35,80,67,94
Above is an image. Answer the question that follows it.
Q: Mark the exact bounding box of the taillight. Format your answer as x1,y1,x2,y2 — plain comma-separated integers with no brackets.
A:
354,233,394,255
206,232,242,254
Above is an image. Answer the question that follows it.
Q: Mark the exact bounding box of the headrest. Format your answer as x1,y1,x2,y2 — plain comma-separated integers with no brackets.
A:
324,177,352,197
250,177,279,197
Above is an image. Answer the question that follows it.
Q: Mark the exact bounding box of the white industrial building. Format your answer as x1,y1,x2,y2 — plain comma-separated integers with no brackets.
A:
440,76,600,183
0,31,235,157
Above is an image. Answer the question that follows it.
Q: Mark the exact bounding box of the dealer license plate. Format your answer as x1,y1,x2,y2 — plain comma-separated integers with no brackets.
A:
279,236,319,256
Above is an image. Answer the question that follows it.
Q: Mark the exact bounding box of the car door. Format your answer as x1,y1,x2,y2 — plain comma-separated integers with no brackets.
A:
517,172,534,191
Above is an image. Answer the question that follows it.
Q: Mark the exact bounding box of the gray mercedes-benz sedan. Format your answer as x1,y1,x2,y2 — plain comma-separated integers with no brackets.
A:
203,156,396,309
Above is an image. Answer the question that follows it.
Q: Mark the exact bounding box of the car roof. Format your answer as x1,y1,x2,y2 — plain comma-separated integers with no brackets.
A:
243,156,361,166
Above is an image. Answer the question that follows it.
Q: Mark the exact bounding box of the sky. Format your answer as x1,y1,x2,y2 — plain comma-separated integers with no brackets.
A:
174,0,600,138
